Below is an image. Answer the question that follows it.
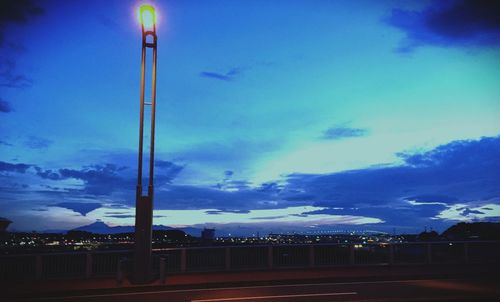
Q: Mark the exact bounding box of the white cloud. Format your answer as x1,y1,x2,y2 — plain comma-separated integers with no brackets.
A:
89,205,383,228
435,203,500,221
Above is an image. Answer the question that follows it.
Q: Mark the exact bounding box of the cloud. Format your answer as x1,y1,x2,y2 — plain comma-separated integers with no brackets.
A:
58,164,130,195
147,136,500,228
461,208,484,216
0,57,33,89
214,179,252,191
4,136,500,233
322,126,369,140
52,202,102,216
406,194,458,204
0,161,31,173
0,98,12,113
205,209,250,215
33,163,131,195
0,0,43,46
34,167,61,180
33,160,183,196
105,214,135,219
285,135,500,227
0,1,43,106
154,160,185,182
92,205,383,234
386,0,500,52
0,140,13,146
24,136,53,149
200,67,242,81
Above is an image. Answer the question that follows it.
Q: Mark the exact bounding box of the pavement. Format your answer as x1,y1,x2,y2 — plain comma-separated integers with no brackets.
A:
3,263,500,302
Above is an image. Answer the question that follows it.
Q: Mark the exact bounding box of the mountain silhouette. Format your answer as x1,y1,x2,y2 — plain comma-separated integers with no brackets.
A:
71,220,201,236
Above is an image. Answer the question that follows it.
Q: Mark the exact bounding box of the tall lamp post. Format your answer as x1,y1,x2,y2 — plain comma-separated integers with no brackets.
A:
134,4,157,284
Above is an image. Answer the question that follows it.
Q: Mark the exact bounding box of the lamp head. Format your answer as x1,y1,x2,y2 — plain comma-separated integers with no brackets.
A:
139,4,156,31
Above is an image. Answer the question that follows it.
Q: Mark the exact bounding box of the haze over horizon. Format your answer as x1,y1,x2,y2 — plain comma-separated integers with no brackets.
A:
1,0,500,235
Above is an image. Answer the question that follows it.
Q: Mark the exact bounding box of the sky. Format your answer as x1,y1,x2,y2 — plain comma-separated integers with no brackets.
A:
1,0,499,235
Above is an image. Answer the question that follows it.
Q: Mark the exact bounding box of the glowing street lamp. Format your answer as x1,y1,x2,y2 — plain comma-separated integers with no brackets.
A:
138,4,156,32
134,3,158,284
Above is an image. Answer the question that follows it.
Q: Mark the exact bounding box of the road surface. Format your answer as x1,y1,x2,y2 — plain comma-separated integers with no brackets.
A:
12,278,500,302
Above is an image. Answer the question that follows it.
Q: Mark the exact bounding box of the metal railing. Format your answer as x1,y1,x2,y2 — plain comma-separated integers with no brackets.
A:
1,241,499,281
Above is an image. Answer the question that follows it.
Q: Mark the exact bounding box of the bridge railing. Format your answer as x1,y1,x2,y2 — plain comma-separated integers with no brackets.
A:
1,241,499,281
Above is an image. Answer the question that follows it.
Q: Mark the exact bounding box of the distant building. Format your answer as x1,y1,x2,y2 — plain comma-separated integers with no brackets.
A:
201,228,215,241
0,217,12,233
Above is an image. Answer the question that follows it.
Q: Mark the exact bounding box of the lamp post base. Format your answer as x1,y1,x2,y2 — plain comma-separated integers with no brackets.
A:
133,195,153,284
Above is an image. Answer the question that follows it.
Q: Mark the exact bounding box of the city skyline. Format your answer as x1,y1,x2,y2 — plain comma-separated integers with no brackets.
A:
1,0,500,235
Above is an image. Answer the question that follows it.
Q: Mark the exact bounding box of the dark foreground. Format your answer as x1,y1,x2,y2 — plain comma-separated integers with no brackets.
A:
4,264,500,302
8,278,500,302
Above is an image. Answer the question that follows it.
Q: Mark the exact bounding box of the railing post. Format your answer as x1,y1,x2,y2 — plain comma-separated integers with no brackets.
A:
349,244,355,265
85,253,92,278
309,245,315,267
116,257,125,284
267,246,273,269
225,247,231,271
159,256,166,283
180,248,187,273
426,243,433,264
388,244,394,265
35,255,43,280
463,243,469,264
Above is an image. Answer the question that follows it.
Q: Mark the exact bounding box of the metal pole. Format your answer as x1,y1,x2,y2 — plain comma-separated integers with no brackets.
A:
134,6,157,284
149,37,157,196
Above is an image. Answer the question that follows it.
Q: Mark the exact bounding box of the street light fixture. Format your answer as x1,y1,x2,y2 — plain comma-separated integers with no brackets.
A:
139,4,156,32
134,3,158,284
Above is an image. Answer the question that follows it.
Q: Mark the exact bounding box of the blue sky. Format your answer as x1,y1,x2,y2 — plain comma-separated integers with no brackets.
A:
1,0,499,235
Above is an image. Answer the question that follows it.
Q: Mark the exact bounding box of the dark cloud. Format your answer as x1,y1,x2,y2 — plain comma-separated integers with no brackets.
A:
0,58,33,88
0,98,12,113
200,67,241,81
155,160,174,169
154,160,184,183
105,214,135,218
0,161,31,173
215,179,252,191
322,126,369,140
257,182,283,194
58,164,130,195
0,140,13,146
5,136,499,232
52,202,102,216
304,204,448,231
386,0,500,52
205,209,250,215
34,167,61,180
0,0,43,26
251,215,287,220
152,183,305,212
285,136,500,225
34,160,183,196
405,194,458,204
0,0,43,46
24,136,52,149
282,194,316,202
461,208,485,216
0,1,43,111
34,164,131,195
